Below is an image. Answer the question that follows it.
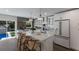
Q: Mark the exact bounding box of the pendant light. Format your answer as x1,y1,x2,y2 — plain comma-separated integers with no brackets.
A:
40,8,42,17
38,8,43,20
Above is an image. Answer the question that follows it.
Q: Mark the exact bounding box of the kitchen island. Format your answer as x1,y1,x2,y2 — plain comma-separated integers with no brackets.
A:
30,31,55,51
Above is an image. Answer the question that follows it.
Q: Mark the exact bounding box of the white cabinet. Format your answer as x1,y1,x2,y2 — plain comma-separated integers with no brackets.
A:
54,19,70,48
55,19,70,37
47,16,54,29
34,18,43,27
61,20,70,37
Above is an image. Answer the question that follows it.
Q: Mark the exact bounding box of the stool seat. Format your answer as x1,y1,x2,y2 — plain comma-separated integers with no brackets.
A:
17,32,41,51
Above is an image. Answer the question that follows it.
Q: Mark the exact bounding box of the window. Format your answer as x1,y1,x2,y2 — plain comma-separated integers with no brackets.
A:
0,21,15,40
0,21,7,39
47,16,54,29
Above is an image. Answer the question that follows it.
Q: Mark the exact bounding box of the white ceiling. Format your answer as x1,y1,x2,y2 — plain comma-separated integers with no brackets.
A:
0,8,72,18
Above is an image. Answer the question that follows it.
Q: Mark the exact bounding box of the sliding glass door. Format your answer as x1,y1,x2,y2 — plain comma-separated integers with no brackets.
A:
0,21,7,39
0,21,15,40
7,21,15,37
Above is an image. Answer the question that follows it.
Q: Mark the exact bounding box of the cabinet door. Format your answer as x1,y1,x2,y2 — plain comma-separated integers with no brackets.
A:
55,21,60,35
55,19,70,37
61,20,69,37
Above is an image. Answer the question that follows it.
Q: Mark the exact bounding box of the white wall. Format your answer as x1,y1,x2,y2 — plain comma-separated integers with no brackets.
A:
0,14,17,21
54,9,79,50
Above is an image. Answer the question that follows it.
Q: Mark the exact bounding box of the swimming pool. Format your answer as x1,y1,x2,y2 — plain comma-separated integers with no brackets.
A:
0,34,8,39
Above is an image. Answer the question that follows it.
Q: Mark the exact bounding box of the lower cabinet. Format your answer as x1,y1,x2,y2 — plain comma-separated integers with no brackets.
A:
54,35,70,48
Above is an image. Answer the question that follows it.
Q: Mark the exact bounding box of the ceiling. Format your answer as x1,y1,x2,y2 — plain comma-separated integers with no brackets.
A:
0,8,72,18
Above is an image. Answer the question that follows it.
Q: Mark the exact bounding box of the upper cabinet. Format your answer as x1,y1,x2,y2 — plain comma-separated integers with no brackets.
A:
55,19,70,37
34,18,43,28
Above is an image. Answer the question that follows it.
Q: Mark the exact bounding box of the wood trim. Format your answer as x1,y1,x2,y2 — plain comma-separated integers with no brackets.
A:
55,19,70,21
47,8,79,17
53,42,75,51
55,35,70,39
55,8,79,14
47,15,54,17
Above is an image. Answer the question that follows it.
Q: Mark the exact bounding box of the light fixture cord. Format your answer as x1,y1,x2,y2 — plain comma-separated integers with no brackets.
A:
40,8,42,17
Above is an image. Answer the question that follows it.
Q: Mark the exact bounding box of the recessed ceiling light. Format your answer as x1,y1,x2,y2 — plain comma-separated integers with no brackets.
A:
44,12,47,16
5,9,9,12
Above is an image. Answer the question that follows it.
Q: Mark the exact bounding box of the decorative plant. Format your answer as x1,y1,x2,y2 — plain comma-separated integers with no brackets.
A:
31,28,36,30
30,28,36,33
26,22,31,27
10,31,15,37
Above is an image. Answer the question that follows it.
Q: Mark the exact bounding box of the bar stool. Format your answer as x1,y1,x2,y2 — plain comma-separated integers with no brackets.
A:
17,32,41,51
23,39,41,51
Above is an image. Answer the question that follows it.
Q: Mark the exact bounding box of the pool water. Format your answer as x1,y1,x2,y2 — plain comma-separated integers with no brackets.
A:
0,34,8,39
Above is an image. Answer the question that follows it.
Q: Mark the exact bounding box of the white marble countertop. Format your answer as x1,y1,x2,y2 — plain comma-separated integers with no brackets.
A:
30,31,54,41
30,31,54,51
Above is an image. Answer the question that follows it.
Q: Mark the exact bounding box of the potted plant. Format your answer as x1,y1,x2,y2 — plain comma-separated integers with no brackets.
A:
30,28,36,33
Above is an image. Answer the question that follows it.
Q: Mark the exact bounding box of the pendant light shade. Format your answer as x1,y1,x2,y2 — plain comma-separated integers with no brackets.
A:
37,8,43,20
39,8,42,17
